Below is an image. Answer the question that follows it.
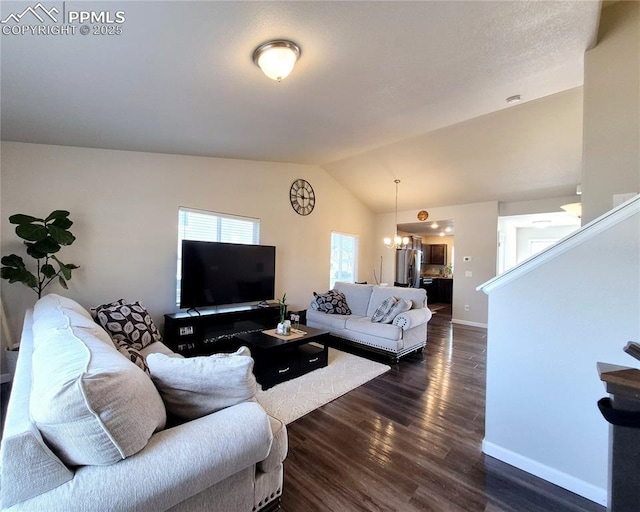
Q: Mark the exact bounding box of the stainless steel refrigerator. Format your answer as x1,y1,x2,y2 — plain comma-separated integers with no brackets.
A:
395,249,422,288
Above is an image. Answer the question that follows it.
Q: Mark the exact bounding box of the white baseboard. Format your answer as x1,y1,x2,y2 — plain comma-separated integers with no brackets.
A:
451,318,487,328
482,440,607,506
1,372,11,384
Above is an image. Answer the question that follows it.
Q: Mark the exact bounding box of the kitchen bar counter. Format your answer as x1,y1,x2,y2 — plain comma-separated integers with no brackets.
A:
420,277,453,304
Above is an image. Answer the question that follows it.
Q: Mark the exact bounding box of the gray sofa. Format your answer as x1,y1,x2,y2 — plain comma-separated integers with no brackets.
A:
307,282,432,362
0,295,287,512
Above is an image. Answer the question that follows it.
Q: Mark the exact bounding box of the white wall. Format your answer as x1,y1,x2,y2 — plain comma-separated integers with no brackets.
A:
582,1,640,223
0,142,375,342
376,201,497,327
483,207,640,505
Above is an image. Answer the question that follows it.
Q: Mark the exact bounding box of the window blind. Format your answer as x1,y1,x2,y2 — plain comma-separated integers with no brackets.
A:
176,207,260,305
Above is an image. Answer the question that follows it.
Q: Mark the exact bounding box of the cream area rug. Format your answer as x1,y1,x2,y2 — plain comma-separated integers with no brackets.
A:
256,348,390,424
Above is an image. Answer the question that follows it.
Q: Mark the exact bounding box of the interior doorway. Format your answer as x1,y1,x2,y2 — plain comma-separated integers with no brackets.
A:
398,219,455,320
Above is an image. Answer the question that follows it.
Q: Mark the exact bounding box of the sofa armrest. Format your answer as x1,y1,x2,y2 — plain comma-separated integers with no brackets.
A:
392,308,432,330
257,416,288,473
8,402,273,512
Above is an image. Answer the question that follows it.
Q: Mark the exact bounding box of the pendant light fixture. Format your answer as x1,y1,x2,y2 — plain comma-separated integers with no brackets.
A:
253,40,301,82
383,179,410,249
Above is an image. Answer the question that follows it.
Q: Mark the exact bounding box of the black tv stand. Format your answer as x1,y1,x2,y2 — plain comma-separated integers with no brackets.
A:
164,304,280,356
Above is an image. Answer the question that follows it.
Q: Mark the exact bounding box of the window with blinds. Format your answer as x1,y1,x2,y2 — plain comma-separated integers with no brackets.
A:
176,207,260,305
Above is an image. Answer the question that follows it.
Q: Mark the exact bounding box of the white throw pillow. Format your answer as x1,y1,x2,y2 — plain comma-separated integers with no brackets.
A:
31,294,166,466
146,347,258,421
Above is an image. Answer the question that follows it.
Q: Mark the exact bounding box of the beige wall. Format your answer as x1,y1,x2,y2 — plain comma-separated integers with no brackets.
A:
377,201,498,327
0,142,375,342
582,1,640,223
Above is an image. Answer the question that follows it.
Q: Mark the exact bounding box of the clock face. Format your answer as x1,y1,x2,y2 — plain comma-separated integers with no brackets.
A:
289,179,316,216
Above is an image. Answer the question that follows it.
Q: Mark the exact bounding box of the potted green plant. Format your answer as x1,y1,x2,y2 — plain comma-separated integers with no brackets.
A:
276,293,290,335
1,210,80,299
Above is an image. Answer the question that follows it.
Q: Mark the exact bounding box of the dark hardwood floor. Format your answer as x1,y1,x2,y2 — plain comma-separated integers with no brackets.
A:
280,304,604,512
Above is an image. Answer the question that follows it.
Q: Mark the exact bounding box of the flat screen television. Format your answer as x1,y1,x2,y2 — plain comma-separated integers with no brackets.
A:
180,241,276,309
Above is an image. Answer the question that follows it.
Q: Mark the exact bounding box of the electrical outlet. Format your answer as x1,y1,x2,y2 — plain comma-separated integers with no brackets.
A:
465,270,473,277
464,305,470,311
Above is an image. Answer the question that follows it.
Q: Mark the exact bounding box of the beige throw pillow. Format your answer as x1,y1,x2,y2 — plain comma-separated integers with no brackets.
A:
31,294,166,467
146,347,258,421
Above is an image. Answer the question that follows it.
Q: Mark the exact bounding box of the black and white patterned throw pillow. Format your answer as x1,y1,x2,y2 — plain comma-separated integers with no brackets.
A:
94,301,162,350
312,290,352,315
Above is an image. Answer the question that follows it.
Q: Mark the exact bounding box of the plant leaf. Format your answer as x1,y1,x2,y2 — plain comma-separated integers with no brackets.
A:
25,243,48,260
9,214,41,224
30,238,61,255
15,223,48,242
41,264,56,278
51,218,73,229
65,264,80,270
47,225,76,245
0,254,25,269
58,262,72,280
45,210,70,222
0,267,19,281
1,267,38,287
58,276,68,289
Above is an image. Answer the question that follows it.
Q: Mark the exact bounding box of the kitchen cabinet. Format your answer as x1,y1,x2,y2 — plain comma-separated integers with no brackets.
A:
423,244,447,265
421,277,453,305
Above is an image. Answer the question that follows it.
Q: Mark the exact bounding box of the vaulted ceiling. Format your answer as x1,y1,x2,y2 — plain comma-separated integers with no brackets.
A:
0,1,602,212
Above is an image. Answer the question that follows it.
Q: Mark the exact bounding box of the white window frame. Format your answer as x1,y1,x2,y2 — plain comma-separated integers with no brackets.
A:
177,207,260,305
330,232,359,289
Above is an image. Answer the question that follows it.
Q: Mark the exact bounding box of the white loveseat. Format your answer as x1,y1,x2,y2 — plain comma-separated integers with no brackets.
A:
0,294,287,512
306,282,432,362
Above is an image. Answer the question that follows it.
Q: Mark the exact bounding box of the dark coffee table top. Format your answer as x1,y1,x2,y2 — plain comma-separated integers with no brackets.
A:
235,324,329,352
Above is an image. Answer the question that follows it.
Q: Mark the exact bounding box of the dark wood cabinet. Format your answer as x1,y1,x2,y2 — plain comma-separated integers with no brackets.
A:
164,304,280,356
421,277,453,305
424,244,447,265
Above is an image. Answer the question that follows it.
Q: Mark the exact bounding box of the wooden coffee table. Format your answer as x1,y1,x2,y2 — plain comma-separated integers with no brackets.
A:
235,325,329,389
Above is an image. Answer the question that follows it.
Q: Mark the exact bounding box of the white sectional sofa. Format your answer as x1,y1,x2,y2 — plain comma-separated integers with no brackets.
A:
0,294,287,512
307,282,432,362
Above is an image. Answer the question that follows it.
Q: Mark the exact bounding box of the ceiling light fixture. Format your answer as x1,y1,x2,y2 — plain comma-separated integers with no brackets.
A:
506,94,521,104
383,179,410,249
431,222,439,229
253,40,301,82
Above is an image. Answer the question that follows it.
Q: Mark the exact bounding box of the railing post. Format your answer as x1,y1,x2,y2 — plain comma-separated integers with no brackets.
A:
597,363,640,511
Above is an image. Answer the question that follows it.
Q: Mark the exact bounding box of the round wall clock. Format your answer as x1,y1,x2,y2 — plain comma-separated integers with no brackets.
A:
417,210,429,221
289,179,316,216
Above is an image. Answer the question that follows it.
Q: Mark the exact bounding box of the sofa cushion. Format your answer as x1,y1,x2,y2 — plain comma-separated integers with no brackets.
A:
371,296,398,323
30,294,167,466
312,290,352,315
345,316,402,341
146,347,257,421
334,282,374,316
306,309,350,330
366,286,427,317
94,300,162,350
